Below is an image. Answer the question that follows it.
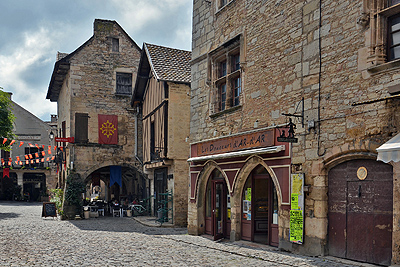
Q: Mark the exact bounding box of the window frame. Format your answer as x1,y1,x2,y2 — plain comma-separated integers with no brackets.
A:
208,38,242,116
115,72,133,96
388,13,400,61
111,38,119,52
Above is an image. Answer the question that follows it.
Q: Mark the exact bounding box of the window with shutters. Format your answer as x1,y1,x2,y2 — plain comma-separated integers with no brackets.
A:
75,113,88,143
116,72,132,95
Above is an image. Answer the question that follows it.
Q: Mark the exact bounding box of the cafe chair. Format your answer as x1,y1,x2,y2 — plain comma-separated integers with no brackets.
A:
97,202,105,216
120,205,128,217
112,204,120,217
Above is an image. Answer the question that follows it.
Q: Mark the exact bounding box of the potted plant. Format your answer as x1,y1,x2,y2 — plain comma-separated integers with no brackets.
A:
62,171,85,220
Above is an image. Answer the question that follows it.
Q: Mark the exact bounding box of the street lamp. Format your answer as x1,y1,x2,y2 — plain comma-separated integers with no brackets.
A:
49,131,54,141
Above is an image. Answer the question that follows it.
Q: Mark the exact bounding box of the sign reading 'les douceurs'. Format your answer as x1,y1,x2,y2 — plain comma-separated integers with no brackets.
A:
196,129,274,157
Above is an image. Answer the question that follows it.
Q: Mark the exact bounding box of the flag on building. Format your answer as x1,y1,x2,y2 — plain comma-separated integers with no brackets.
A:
98,114,118,145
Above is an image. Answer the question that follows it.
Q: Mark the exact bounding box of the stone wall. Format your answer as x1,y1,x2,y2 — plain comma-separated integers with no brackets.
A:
56,19,142,181
191,0,400,259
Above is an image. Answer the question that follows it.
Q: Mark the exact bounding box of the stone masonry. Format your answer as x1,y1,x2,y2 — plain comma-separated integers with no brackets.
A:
190,0,400,264
47,19,143,186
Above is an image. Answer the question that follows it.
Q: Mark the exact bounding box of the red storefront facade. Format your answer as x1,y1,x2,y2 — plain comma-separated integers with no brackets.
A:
187,128,292,246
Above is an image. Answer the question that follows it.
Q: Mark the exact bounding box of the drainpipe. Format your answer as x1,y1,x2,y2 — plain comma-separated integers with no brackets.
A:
134,105,143,166
317,0,326,157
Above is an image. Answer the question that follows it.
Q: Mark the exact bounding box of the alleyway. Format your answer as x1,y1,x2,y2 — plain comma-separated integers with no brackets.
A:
0,202,373,266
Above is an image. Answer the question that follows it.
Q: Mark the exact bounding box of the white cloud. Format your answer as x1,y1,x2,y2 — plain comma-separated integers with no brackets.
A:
0,27,59,120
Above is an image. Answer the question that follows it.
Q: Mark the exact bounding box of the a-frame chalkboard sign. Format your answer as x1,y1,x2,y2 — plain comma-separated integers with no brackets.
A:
42,202,57,218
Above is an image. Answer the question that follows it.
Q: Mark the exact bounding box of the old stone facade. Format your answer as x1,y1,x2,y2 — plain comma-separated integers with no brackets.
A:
1,93,57,201
132,43,191,226
46,20,146,204
189,0,400,265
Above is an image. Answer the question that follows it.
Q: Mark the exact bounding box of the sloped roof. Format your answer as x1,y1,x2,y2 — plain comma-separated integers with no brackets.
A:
132,43,191,103
144,43,191,84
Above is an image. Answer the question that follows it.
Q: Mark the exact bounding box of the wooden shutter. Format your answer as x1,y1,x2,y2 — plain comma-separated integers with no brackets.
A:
75,113,88,143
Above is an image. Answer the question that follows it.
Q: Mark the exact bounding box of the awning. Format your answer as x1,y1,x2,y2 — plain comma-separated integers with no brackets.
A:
377,133,400,163
187,145,285,162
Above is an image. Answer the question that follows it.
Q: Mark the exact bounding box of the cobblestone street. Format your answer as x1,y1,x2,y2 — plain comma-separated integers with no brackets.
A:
0,202,373,266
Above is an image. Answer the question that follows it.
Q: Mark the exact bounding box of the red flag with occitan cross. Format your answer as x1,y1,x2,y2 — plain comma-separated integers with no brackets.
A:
98,114,118,145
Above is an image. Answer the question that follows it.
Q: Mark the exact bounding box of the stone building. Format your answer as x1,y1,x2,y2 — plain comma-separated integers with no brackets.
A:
0,93,57,201
189,0,400,265
46,19,146,204
132,43,191,226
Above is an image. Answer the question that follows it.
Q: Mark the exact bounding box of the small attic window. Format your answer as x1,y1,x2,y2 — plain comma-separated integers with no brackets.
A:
112,38,119,52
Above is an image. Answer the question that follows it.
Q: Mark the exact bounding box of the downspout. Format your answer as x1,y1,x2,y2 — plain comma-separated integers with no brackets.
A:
135,105,143,166
317,0,326,157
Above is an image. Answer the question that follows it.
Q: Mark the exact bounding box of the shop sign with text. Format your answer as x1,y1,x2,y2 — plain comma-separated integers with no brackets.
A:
196,129,274,157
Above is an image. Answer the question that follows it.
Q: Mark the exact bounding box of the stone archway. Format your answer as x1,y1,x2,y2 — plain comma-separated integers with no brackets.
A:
194,160,229,236
82,162,147,205
230,155,283,241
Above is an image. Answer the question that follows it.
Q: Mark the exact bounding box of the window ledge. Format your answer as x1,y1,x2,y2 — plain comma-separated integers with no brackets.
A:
115,93,132,97
367,58,400,74
74,142,122,149
210,104,242,118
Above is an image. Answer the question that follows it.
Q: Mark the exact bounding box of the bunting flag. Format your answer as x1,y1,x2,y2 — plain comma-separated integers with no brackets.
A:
51,156,55,161
46,157,50,161
98,114,118,145
3,168,9,178
35,159,39,163
0,137,57,167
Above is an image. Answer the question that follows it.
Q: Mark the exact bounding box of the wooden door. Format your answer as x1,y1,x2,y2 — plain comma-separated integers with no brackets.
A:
328,159,393,266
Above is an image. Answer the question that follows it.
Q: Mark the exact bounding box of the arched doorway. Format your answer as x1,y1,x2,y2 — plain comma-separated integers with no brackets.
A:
85,165,147,204
241,165,278,246
204,168,230,240
328,159,393,266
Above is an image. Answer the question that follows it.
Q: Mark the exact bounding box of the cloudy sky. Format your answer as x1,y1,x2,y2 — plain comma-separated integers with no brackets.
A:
0,0,192,121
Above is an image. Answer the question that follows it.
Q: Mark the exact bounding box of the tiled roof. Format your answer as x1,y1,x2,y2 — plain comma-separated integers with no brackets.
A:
144,43,191,83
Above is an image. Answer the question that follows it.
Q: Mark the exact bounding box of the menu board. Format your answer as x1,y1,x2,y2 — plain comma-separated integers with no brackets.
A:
290,173,304,244
42,202,57,218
